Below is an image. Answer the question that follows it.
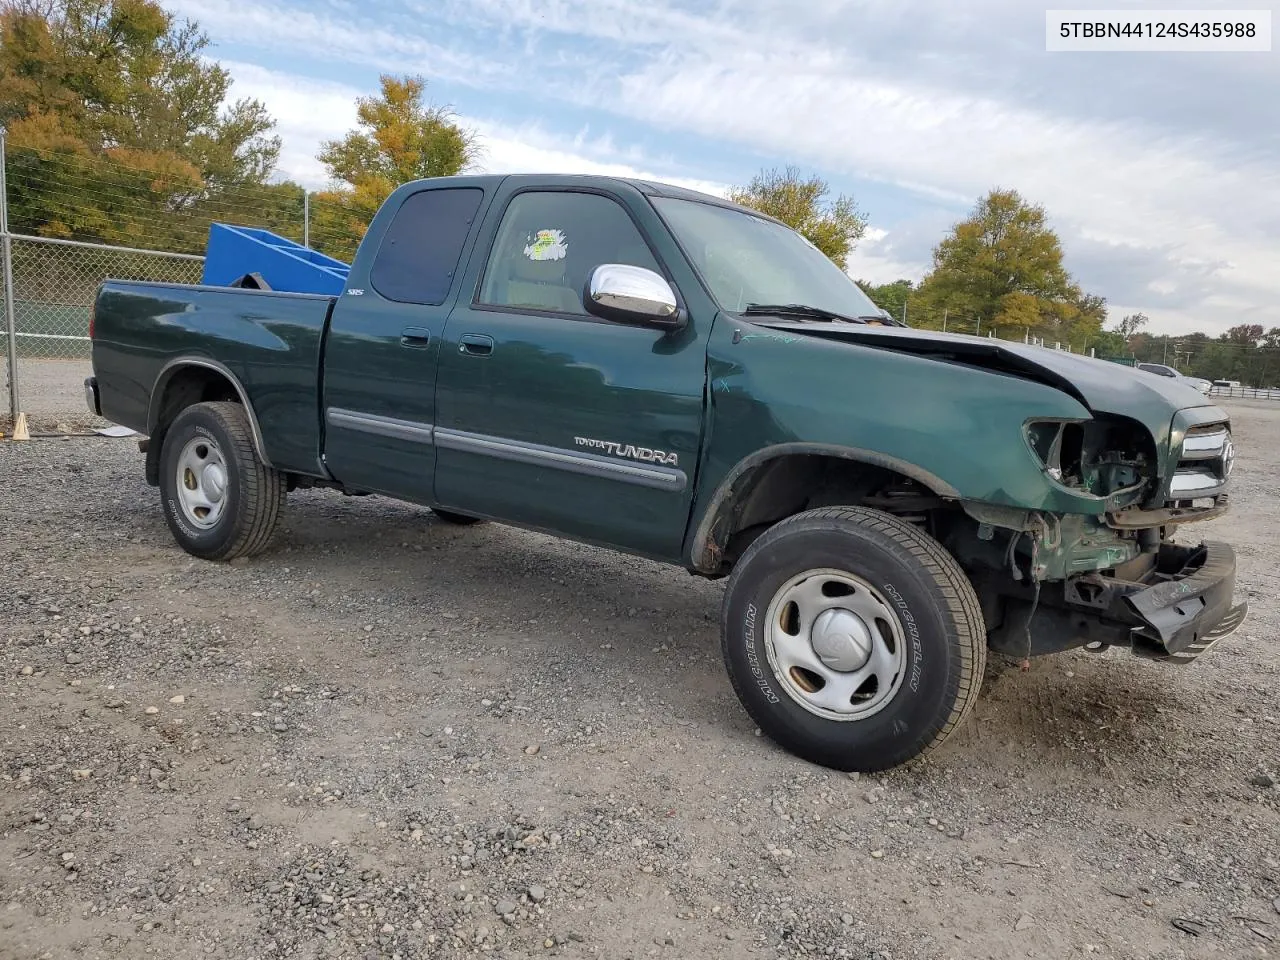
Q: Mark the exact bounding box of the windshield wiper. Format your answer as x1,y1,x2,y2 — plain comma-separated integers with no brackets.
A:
742,303,891,325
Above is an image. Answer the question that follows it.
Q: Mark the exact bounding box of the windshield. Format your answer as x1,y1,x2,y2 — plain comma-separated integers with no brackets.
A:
651,197,887,320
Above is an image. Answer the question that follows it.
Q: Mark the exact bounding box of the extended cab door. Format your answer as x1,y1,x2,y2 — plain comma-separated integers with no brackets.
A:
322,183,490,499
433,181,709,560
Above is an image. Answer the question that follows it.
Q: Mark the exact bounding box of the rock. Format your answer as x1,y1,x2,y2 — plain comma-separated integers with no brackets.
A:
495,899,518,916
1015,914,1034,931
524,745,540,755
528,885,546,903
65,652,83,664
145,707,160,715
380,923,394,934
169,695,185,704
19,665,33,676
1248,772,1275,789
870,850,884,859
273,721,288,732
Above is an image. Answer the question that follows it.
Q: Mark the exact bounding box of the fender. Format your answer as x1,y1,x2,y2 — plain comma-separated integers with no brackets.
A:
147,357,273,467
687,442,962,573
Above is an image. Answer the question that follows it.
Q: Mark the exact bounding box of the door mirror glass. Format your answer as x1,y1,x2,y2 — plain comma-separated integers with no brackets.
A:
585,264,684,330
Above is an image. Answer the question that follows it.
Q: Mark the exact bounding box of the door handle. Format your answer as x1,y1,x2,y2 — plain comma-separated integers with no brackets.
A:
400,326,431,348
459,333,494,357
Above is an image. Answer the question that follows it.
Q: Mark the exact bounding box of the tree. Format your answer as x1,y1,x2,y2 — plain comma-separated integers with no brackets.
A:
1223,323,1263,346
1116,312,1148,339
855,279,914,322
311,74,478,260
914,188,1105,344
0,0,281,250
727,165,867,270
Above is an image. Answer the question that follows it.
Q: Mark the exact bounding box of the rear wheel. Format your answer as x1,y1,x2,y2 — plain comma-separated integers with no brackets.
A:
158,401,286,560
720,506,985,772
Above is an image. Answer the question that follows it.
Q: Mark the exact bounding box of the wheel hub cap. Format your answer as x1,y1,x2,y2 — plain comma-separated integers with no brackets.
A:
203,463,227,502
811,607,873,672
763,568,907,722
175,436,229,530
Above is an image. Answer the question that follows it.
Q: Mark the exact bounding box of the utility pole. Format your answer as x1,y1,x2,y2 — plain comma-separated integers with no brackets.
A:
941,309,948,333
303,190,310,248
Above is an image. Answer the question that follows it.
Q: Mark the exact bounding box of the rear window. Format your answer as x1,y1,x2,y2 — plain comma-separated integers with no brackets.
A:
370,188,484,305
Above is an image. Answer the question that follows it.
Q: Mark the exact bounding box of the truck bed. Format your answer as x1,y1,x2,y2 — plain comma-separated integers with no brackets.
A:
91,280,336,475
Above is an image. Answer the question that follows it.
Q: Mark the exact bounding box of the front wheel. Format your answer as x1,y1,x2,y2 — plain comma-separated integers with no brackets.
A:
158,401,286,561
720,506,985,772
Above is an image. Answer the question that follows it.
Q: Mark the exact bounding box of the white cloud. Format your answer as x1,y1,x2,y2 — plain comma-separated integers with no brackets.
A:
223,61,728,197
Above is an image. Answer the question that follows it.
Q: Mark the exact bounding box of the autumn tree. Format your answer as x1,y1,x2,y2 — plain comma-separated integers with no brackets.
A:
914,188,1105,344
310,74,478,260
0,0,284,250
727,166,867,270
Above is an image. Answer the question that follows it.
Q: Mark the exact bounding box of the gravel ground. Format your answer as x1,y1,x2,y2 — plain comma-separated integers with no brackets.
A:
2,398,1278,960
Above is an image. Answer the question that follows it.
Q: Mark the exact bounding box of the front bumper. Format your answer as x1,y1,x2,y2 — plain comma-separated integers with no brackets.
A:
1067,540,1248,663
1126,541,1248,663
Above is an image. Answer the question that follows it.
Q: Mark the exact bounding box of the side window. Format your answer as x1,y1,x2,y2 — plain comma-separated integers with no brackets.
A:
477,191,662,316
369,188,484,305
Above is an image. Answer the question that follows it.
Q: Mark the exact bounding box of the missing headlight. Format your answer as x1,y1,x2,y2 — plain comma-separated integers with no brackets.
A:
1025,417,1155,497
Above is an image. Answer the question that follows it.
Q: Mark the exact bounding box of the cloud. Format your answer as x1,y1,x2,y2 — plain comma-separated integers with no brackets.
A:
222,62,729,196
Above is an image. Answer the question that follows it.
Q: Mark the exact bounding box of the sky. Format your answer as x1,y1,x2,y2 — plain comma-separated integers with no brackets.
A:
168,0,1279,337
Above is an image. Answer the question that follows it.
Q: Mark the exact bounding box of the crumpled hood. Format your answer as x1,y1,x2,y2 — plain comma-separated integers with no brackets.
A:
754,320,1216,438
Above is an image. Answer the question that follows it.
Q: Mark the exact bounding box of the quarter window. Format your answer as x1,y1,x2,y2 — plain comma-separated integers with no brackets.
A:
478,191,662,315
369,188,484,305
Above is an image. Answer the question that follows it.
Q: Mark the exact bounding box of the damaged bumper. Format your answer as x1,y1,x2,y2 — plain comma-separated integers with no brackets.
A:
1069,540,1248,663
1125,541,1248,663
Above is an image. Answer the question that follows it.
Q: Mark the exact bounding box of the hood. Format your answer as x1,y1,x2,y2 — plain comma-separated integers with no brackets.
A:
753,320,1215,436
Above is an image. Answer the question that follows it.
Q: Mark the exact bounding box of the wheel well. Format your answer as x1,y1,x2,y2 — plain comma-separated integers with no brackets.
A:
144,367,246,486
696,453,957,574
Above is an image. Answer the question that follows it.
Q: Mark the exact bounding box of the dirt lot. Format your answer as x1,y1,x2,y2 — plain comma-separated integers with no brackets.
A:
2,398,1278,960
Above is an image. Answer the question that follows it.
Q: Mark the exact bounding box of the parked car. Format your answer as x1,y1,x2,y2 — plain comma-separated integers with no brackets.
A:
1135,362,1211,395
84,174,1248,772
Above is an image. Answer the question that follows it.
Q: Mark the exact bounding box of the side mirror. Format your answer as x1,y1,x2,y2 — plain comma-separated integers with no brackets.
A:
584,264,685,330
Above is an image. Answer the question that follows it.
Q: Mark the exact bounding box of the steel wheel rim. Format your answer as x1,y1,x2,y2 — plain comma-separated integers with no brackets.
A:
175,435,229,530
763,567,907,721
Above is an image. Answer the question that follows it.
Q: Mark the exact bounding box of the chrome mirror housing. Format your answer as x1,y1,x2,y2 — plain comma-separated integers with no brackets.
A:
585,264,684,329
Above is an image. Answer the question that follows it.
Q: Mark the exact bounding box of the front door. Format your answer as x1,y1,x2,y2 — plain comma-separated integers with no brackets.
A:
322,185,488,500
433,185,708,560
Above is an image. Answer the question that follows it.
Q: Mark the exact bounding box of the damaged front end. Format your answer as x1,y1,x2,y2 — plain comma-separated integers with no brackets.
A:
952,409,1247,665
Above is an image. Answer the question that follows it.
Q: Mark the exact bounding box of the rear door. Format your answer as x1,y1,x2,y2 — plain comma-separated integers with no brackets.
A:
322,184,489,499
432,182,710,560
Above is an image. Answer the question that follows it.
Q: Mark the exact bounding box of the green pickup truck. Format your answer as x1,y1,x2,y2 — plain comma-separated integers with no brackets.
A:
85,174,1247,772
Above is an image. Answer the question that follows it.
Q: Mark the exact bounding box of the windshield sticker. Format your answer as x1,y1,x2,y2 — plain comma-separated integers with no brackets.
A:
524,229,568,262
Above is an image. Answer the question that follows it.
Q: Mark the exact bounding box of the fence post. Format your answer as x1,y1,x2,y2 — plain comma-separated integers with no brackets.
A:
1,126,20,423
303,189,310,249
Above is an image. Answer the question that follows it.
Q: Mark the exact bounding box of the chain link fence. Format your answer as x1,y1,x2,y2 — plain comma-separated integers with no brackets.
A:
9,236,203,361
1,235,205,425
